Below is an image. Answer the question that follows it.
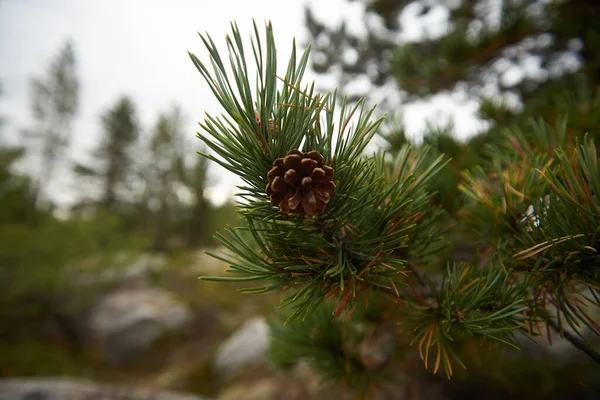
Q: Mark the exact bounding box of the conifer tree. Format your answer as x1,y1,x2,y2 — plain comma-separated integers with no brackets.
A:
190,21,599,397
180,153,210,248
145,106,188,251
304,0,600,141
0,83,32,223
25,41,78,206
74,96,139,212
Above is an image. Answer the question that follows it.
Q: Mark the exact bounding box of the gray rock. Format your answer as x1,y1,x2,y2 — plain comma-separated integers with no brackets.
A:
0,378,209,400
118,253,166,285
0,379,88,400
213,317,270,379
88,287,191,364
74,253,166,288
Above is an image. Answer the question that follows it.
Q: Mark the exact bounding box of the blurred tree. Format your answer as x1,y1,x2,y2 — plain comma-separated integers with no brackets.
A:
1,81,80,353
304,0,600,218
305,0,600,140
24,41,78,206
179,154,210,248
1,79,140,357
0,83,34,224
74,96,139,213
144,106,190,251
0,146,31,224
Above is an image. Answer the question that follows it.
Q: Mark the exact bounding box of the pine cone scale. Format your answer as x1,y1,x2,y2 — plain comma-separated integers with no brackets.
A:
284,169,300,185
311,167,325,180
271,176,287,192
306,150,324,164
315,181,336,192
301,177,313,191
288,188,303,210
268,165,283,180
313,192,330,204
284,154,302,170
301,158,318,172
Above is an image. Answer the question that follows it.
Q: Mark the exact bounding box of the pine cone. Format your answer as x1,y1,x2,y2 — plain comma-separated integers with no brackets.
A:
253,110,279,155
266,149,335,217
254,110,279,137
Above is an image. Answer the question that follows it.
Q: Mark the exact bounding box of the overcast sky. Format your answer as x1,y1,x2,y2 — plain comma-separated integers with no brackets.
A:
0,0,484,205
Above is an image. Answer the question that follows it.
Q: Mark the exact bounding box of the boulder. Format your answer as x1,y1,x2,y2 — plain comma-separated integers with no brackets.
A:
213,317,270,379
88,287,192,364
0,378,209,400
74,252,166,288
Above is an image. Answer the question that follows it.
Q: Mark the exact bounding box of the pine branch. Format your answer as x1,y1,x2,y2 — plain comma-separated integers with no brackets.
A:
192,21,448,323
406,261,428,287
547,319,600,366
191,21,600,386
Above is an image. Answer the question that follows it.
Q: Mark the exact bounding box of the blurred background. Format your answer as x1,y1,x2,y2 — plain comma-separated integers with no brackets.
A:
1,0,599,399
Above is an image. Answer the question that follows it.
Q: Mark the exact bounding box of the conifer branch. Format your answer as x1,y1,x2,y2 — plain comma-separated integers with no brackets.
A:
547,319,600,366
191,21,600,387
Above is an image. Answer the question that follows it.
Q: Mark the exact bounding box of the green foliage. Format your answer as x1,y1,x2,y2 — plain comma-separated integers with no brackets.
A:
0,214,139,321
390,0,539,96
192,22,449,322
459,124,600,349
401,261,539,378
458,118,573,243
269,301,398,396
523,76,600,142
193,21,600,390
141,105,210,251
305,1,599,105
179,156,211,247
510,136,600,337
459,150,550,242
0,146,33,223
70,96,216,251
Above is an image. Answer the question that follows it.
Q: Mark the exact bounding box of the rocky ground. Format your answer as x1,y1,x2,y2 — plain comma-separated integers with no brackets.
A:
0,250,351,400
0,378,208,400
1,250,599,400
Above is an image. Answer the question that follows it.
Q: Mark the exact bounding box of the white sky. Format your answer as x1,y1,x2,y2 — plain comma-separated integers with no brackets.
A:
0,0,484,205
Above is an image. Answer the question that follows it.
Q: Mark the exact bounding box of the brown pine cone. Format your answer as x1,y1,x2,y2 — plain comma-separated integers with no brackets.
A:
266,149,335,217
253,111,279,155
254,110,279,136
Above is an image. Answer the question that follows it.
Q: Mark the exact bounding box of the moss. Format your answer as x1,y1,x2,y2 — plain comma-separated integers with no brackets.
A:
0,339,95,377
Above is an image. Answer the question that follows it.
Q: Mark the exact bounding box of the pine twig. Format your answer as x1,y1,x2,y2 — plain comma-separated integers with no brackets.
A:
547,319,600,366
406,261,428,287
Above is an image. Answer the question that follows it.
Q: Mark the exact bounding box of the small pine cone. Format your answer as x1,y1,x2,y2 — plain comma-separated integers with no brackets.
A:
254,110,279,136
266,149,335,217
253,110,279,155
